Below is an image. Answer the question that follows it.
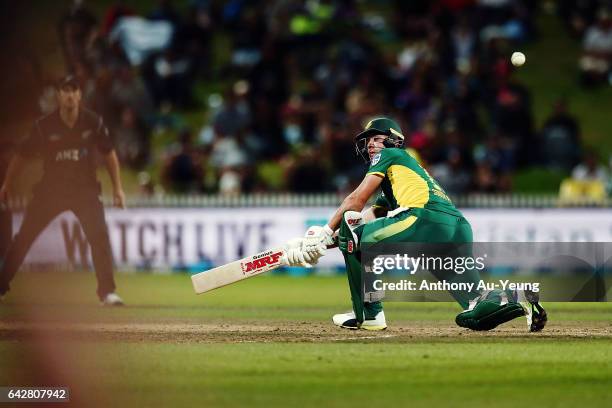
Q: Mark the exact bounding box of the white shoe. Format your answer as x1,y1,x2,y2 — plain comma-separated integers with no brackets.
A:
101,292,124,306
332,310,387,331
361,311,387,331
333,311,358,328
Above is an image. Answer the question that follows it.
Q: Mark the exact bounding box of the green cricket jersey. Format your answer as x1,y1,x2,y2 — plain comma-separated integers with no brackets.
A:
367,148,461,216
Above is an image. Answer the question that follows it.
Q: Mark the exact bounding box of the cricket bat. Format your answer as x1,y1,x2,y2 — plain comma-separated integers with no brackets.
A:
191,247,287,294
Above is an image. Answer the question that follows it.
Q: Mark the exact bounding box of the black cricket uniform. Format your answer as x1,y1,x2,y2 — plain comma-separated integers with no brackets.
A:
0,108,116,299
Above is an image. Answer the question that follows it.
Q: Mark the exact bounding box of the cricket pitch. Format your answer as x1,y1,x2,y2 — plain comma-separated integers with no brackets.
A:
1,272,610,408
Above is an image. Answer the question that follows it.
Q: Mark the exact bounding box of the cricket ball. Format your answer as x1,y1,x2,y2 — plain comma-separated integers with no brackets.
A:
511,52,526,67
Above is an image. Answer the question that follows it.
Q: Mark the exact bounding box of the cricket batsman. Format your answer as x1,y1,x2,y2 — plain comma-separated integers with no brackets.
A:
285,117,547,332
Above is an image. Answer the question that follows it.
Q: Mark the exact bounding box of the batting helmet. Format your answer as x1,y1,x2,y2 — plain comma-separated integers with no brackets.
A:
354,117,405,162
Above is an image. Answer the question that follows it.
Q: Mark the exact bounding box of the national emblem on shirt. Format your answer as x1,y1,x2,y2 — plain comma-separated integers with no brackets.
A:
370,153,381,166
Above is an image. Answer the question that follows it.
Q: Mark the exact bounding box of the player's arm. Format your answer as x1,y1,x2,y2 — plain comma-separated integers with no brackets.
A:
0,154,26,203
1,121,43,202
327,174,384,231
293,174,382,263
96,116,126,209
285,174,382,266
363,205,388,222
103,150,126,209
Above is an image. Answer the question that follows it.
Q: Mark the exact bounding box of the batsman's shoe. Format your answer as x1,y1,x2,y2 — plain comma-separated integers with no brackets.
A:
455,290,525,331
333,311,360,329
332,311,387,331
516,289,548,332
101,292,124,306
361,311,387,331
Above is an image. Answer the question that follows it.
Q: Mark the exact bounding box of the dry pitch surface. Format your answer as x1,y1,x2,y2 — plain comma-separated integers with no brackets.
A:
1,272,611,408
1,320,612,344
1,272,610,343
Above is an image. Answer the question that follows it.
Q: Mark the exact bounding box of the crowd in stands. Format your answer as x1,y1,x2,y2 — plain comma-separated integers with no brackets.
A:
558,0,612,86
22,0,612,197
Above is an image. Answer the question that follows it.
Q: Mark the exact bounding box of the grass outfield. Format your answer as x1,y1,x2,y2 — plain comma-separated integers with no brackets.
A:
1,272,611,408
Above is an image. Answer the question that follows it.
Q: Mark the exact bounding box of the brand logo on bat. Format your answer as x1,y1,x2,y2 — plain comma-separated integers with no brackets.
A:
241,251,284,274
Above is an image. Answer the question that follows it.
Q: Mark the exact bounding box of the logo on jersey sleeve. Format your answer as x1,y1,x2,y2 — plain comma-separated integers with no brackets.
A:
370,153,381,166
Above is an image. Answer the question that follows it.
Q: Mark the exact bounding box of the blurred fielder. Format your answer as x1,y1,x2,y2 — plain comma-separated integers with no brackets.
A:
0,75,126,306
285,117,547,332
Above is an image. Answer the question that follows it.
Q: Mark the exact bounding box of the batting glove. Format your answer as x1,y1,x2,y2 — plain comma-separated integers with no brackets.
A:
303,241,326,264
283,238,313,267
304,225,336,248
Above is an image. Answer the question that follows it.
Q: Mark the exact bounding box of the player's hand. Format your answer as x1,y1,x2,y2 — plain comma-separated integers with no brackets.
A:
302,243,325,264
303,225,336,249
113,188,126,209
283,238,312,267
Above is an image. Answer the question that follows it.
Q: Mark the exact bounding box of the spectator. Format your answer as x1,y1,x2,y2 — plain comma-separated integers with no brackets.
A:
474,162,499,192
148,0,182,29
161,130,204,193
57,0,99,71
488,71,534,165
473,135,514,192
579,8,612,87
114,107,150,169
218,168,243,196
89,66,117,126
212,86,252,140
209,132,249,170
476,0,535,43
174,3,214,78
451,18,478,69
396,72,434,132
111,65,155,124
227,7,267,72
391,0,432,40
209,124,250,194
559,150,609,204
73,61,97,102
250,98,287,159
430,149,472,195
142,47,195,108
286,147,331,193
137,171,156,198
558,0,599,38
539,99,581,170
108,16,174,66
314,54,353,112
320,119,365,191
100,1,136,37
571,150,609,183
